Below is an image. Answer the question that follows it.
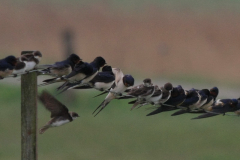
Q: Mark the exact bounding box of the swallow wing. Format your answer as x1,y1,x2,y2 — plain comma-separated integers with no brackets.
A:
38,91,72,120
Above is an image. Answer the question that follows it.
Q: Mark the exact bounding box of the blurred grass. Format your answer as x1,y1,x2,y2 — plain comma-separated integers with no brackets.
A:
1,82,240,160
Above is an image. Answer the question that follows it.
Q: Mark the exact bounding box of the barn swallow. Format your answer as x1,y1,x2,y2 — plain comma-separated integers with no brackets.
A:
12,51,42,76
73,65,115,91
139,85,163,106
92,68,134,117
193,87,219,112
192,98,239,119
0,55,17,79
171,88,208,116
38,53,81,76
158,82,173,104
40,56,105,89
127,78,155,110
38,90,79,134
117,78,155,109
147,85,186,116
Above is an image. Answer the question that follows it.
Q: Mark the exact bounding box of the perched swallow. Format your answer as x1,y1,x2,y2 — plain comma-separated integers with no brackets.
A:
0,55,17,79
92,68,134,116
12,51,42,75
73,65,115,91
38,53,81,76
194,87,219,112
38,91,79,134
171,88,208,116
40,56,105,89
192,99,239,119
147,85,186,116
158,82,173,104
126,78,155,110
139,85,163,106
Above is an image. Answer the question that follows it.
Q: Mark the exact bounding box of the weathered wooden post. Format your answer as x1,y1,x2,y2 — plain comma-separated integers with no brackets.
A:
21,51,38,160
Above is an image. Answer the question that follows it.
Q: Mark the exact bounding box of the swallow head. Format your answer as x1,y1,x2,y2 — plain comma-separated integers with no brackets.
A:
210,87,219,99
94,56,106,67
230,99,238,108
5,55,17,66
69,111,79,120
69,54,81,64
143,78,152,87
123,74,134,87
164,82,173,91
33,51,42,61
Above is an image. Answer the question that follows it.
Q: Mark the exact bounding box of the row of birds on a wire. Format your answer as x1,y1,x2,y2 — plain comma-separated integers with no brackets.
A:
1,51,240,134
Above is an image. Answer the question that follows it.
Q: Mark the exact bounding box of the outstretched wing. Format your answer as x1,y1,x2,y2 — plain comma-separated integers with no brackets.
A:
38,90,71,120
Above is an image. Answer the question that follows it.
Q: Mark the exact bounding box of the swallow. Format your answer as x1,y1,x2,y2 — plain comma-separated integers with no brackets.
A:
40,56,106,89
139,85,162,106
193,87,219,112
117,78,155,110
192,99,239,119
73,65,115,91
56,61,103,93
38,90,79,134
171,88,208,116
12,51,42,76
37,53,81,76
0,55,17,79
92,68,134,116
157,82,173,105
147,85,186,116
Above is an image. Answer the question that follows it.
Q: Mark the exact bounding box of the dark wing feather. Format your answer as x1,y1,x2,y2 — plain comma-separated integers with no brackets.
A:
38,91,70,119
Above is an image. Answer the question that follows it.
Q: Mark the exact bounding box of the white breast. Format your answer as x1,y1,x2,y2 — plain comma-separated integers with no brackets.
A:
51,119,70,127
25,61,36,71
94,81,114,90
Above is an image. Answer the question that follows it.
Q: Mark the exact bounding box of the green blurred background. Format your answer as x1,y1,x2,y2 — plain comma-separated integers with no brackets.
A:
1,0,240,159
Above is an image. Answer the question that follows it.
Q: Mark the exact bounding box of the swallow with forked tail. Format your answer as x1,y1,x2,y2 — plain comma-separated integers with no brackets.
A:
37,53,81,76
118,78,155,110
93,68,134,116
147,85,186,116
38,90,79,134
73,65,115,91
192,98,239,119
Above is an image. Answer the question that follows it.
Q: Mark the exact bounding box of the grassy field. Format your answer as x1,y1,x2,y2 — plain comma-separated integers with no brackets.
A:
1,82,240,160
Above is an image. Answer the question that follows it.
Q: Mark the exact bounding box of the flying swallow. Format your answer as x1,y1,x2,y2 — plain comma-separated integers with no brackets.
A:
38,90,79,134
192,98,239,119
92,68,134,116
147,85,186,116
38,53,81,76
0,55,17,79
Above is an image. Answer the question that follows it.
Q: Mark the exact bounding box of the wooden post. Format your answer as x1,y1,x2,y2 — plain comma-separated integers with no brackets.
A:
21,72,38,160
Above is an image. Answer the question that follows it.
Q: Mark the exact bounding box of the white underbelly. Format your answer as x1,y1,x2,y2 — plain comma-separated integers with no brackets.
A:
94,81,114,90
51,119,70,127
148,94,162,104
25,61,36,71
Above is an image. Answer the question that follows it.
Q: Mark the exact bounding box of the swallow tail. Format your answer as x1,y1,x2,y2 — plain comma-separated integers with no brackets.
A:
191,112,219,120
128,99,137,104
93,90,109,98
39,125,50,134
171,109,189,116
146,107,164,116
